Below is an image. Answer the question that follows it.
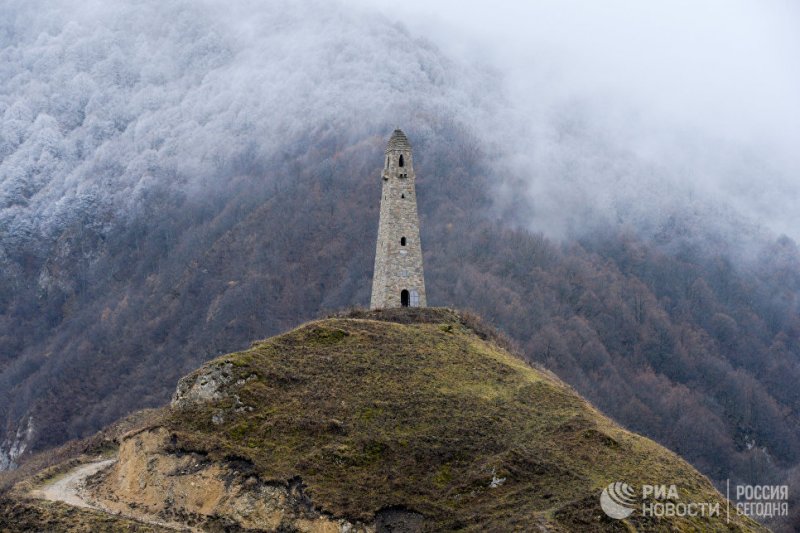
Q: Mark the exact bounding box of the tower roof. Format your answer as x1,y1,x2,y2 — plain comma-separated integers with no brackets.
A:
385,129,411,152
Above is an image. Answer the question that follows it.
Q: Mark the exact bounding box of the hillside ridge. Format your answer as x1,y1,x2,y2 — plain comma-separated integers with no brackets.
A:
2,309,764,531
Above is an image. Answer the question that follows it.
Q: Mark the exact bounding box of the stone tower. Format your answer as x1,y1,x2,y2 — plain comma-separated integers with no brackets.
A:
370,129,427,309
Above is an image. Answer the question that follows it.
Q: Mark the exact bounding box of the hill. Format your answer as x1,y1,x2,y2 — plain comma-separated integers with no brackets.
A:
1,309,764,531
2,3,800,529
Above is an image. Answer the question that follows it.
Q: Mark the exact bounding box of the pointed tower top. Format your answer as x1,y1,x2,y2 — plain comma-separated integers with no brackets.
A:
385,129,411,153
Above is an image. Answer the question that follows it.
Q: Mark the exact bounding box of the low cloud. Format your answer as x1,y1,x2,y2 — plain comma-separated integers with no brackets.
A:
1,0,798,247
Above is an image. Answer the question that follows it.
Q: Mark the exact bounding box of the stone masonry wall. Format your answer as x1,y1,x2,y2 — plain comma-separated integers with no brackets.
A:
370,130,427,309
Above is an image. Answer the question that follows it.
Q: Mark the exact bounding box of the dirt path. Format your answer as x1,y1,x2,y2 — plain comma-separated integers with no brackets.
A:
30,459,191,531
31,459,116,508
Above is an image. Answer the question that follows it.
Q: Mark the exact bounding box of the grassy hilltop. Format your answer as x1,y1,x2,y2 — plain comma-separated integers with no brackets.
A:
1,309,764,531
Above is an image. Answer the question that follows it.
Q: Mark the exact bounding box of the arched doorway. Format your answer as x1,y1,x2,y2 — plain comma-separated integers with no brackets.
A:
401,289,410,307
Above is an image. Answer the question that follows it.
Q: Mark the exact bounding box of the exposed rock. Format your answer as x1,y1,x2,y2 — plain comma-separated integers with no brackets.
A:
374,507,424,533
87,428,377,532
171,362,235,409
0,416,34,471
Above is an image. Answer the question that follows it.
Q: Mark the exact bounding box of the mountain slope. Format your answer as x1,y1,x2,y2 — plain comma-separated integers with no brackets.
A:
2,1,800,530
2,126,800,532
3,309,763,531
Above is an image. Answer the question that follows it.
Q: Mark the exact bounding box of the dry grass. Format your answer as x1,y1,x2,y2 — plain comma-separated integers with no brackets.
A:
0,497,171,532
162,309,763,532
0,409,162,497
0,309,766,531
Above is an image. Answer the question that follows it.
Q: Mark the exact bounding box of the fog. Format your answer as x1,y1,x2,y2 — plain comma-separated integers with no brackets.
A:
0,0,498,248
1,0,799,247
3,1,800,497
361,0,800,241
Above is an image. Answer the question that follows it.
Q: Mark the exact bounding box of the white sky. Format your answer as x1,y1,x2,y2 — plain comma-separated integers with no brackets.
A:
353,0,800,239
356,0,800,151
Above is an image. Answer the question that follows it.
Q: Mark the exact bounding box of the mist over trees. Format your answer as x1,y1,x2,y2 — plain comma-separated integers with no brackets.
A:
2,1,800,530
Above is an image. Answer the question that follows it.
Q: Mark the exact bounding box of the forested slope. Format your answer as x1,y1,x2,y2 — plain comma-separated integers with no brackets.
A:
1,1,800,530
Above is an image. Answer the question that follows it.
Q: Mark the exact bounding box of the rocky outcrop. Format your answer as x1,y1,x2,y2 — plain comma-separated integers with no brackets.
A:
171,362,236,408
86,428,376,532
170,361,256,427
0,417,34,471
